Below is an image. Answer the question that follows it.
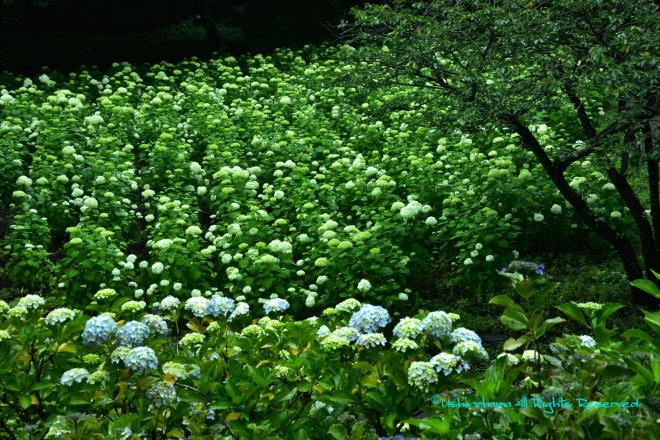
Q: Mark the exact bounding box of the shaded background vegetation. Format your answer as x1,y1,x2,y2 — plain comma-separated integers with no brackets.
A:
0,0,373,73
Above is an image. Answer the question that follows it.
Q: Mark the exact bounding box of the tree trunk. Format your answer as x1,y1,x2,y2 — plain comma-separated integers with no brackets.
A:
505,115,658,308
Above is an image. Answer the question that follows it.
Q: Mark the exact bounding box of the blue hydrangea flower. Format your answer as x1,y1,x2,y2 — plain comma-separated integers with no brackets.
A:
206,296,235,317
123,346,159,373
316,325,331,338
579,335,596,348
263,298,290,315
449,327,482,345
60,368,89,386
348,304,390,333
332,326,359,342
82,315,118,346
116,321,150,347
146,382,177,408
429,352,470,376
141,314,169,337
419,311,452,338
228,302,249,322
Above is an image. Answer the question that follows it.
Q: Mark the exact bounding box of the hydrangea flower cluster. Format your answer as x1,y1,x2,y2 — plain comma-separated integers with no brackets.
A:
44,308,76,326
355,333,387,348
335,298,361,312
141,314,169,337
578,335,596,348
82,315,118,346
146,382,177,409
453,341,488,360
392,338,419,352
160,296,180,312
60,368,89,386
228,302,249,321
17,294,45,310
263,298,290,315
407,361,438,391
185,297,209,318
419,311,452,338
449,328,482,345
348,304,390,333
123,347,159,372
206,296,235,317
430,353,469,376
116,321,150,347
393,317,422,339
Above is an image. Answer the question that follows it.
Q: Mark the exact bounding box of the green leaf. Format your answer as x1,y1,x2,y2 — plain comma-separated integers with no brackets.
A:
643,310,660,334
503,336,528,351
631,279,660,299
329,424,348,440
500,308,528,331
556,303,587,327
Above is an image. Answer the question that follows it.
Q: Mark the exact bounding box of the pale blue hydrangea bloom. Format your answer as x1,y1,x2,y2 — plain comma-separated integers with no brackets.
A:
82,315,118,346
123,347,159,372
316,325,331,338
393,317,422,339
228,302,249,322
44,308,76,326
159,296,180,311
146,382,177,408
429,352,470,376
407,361,438,390
392,338,419,352
141,314,169,337
17,294,45,310
206,296,235,317
60,368,89,386
419,311,452,338
452,341,488,360
579,335,596,348
263,298,290,315
116,321,150,347
185,297,209,318
449,327,482,345
355,333,387,348
332,326,359,342
349,304,390,333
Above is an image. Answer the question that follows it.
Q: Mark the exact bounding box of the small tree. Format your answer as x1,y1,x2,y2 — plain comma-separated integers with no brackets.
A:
346,0,659,307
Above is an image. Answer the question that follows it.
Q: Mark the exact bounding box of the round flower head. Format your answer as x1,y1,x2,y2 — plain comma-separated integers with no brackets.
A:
357,279,372,292
228,302,249,322
393,317,422,339
336,298,361,312
0,300,9,314
141,314,169,337
44,308,76,326
147,382,177,409
430,352,469,376
206,296,235,317
449,328,482,345
87,370,110,385
60,368,89,386
151,262,164,274
82,315,118,346
180,332,205,347
407,361,438,391
116,321,150,347
316,325,331,338
241,324,264,338
0,330,10,341
392,338,419,352
578,335,596,349
320,334,350,351
94,288,117,300
263,298,290,315
121,300,146,313
331,326,359,342
17,294,45,310
349,304,390,333
163,362,200,380
123,347,159,373
185,297,209,318
160,296,180,312
110,346,132,364
453,341,488,360
355,333,387,348
419,311,453,338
